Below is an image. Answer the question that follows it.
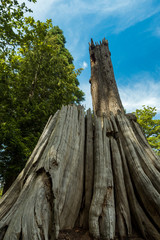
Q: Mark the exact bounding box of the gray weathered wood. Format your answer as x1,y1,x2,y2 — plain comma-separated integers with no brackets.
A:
117,113,160,228
100,117,115,240
117,136,160,240
89,116,107,238
110,136,132,238
132,120,160,172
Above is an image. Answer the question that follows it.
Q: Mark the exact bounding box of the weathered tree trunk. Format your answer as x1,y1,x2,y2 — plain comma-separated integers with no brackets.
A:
89,38,124,116
0,39,160,240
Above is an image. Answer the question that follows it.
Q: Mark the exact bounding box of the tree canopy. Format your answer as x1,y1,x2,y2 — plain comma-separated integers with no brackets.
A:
134,105,160,156
0,0,37,51
0,1,84,191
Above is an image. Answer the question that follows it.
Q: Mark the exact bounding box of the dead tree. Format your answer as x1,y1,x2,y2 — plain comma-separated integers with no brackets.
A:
0,39,160,240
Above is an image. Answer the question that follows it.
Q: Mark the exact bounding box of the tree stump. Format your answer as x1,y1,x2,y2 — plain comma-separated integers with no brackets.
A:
0,39,160,240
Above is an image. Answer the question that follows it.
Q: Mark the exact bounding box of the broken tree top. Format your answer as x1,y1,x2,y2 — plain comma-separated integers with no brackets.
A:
89,38,124,117
0,39,160,240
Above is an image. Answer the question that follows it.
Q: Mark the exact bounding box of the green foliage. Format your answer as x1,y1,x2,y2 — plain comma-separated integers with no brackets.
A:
0,1,84,190
134,106,160,156
0,0,36,51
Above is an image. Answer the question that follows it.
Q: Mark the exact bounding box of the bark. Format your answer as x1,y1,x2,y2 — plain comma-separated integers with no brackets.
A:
117,113,160,228
89,38,124,116
0,39,160,240
89,116,115,239
117,136,160,240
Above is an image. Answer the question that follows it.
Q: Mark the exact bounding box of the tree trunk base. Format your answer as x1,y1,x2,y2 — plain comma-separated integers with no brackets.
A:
0,105,159,240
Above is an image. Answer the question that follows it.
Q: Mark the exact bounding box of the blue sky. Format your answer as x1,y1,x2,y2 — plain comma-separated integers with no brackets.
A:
23,0,160,115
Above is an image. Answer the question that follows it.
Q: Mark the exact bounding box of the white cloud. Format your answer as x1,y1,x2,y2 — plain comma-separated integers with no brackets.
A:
19,0,160,62
82,61,88,69
118,73,160,113
43,0,152,18
20,0,160,36
19,0,57,20
36,0,160,32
